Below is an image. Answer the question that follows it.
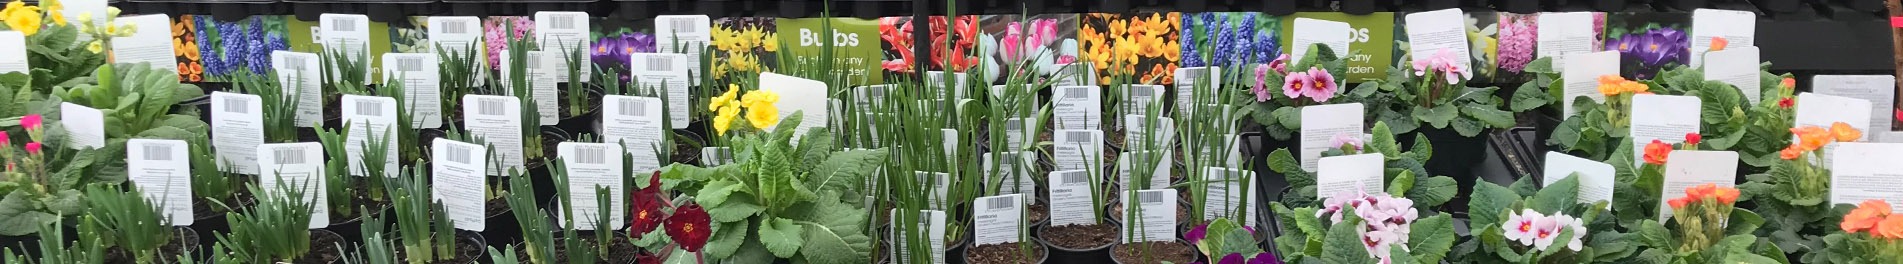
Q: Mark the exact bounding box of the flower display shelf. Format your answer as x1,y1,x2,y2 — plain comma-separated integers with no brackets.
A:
279,0,438,23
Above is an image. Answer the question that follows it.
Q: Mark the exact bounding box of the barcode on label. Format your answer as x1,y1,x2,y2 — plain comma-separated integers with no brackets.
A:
286,56,309,71
223,97,250,113
141,144,173,161
446,144,472,164
986,196,1015,210
354,100,383,116
478,98,505,116
1133,87,1155,97
1066,131,1093,143
998,156,1016,167
868,87,885,99
442,21,469,34
666,17,700,34
575,145,606,164
549,14,578,30
274,147,307,164
396,57,423,72
526,54,543,68
1138,191,1165,204
1182,70,1204,83
331,18,358,32
619,98,646,116
643,56,674,72
1065,87,1089,99
1061,171,1088,184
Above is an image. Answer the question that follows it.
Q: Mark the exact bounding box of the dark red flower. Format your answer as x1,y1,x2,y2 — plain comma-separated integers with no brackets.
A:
629,171,667,238
665,203,713,252
1778,98,1795,109
1684,133,1701,147
634,250,661,264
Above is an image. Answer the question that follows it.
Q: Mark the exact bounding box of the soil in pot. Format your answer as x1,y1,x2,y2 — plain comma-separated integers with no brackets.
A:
552,85,604,133
101,227,200,264
481,188,521,246
329,177,394,243
671,131,705,166
322,93,343,129
1109,241,1195,264
512,234,641,264
299,229,349,264
393,231,489,264
964,242,1048,264
193,185,256,250
525,129,571,205
1035,223,1116,263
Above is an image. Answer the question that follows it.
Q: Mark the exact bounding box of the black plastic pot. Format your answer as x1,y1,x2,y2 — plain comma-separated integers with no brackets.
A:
483,175,523,246
1533,109,1562,157
393,230,490,263
1032,223,1116,264
554,83,604,135
527,127,573,206
325,202,393,245
671,130,706,166
1408,127,1488,185
960,241,1051,264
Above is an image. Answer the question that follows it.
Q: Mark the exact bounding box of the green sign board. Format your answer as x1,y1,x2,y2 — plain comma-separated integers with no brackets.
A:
776,17,884,87
1280,12,1394,82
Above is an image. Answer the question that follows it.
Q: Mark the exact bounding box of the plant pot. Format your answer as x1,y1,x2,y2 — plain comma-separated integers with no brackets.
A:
392,230,490,264
1108,239,1198,264
1405,127,1487,210
306,229,351,264
528,127,574,206
671,130,706,166
961,240,1051,264
1033,222,1117,264
554,83,604,136
482,175,522,246
192,187,255,252
1533,109,1562,157
326,182,394,245
99,226,200,264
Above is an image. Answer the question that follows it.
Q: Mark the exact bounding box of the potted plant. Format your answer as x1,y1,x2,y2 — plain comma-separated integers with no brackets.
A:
437,41,484,129
1246,44,1348,151
1821,199,1903,263
229,70,310,143
187,134,250,248
1268,188,1456,263
486,30,568,203
1504,56,1563,155
12,218,105,263
1186,218,1276,264
383,166,488,263
1,0,111,95
319,43,374,130
0,112,117,238
1738,122,1863,262
611,67,702,166
1453,175,1632,263
1630,183,1783,262
315,121,395,242
208,183,347,263
1265,122,1456,210
84,184,200,264
504,158,634,263
1351,48,1514,178
553,44,603,134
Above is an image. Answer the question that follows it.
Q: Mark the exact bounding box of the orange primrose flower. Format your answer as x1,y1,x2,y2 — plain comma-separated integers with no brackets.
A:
1879,215,1903,239
1668,197,1691,210
1781,77,1796,91
1830,122,1862,142
1643,140,1673,165
1780,144,1804,160
1843,200,1893,233
1713,187,1739,205
1792,126,1831,151
1710,37,1728,51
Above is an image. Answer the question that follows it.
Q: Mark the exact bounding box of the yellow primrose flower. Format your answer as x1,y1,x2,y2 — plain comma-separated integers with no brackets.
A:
709,84,739,112
115,23,135,37
745,104,779,129
712,113,734,136
106,6,118,17
3,5,41,36
85,40,100,53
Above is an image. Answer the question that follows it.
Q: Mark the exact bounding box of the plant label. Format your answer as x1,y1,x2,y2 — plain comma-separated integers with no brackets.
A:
1048,170,1098,226
1121,85,1166,127
499,51,559,124
1052,62,1097,87
1560,51,1620,116
1403,8,1473,80
915,171,952,210
759,72,830,144
427,16,487,82
1053,86,1101,131
1003,117,1032,151
983,151,1038,198
701,147,733,166
1117,150,1172,191
1301,103,1365,172
1203,167,1257,227
211,92,265,175
1794,92,1873,167
853,85,893,111
1702,47,1762,103
1123,115,1175,151
1291,18,1351,62
380,53,442,128
655,15,711,76
558,142,626,230
1190,133,1243,168
0,31,25,74
60,102,105,150
926,71,970,103
603,95,666,174
1658,150,1739,221
464,95,525,176
1830,143,1903,212
1122,189,1177,243
257,142,329,228
1318,153,1386,197
1174,67,1220,117
535,11,592,80
631,53,693,129
432,139,488,231
1053,129,1104,172
889,209,947,264
1689,9,1756,68
272,51,324,127
1629,94,1702,169
341,95,400,178
942,128,960,161
112,14,178,74
973,194,1027,246
1536,12,1596,69
1812,75,1896,140
128,139,194,226
319,13,371,83
1543,152,1616,209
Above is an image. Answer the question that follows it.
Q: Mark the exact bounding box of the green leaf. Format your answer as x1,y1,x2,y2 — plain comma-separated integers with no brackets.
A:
1450,118,1485,137
707,193,766,223
1468,181,1519,230
1726,208,1765,236
1272,107,1301,130
1460,104,1516,128
1528,174,1581,213
1415,105,1458,129
799,221,871,264
1320,207,1368,264
811,148,888,195
0,192,58,236
697,180,745,206
1635,220,1672,249
703,219,752,258
1369,122,1401,158
758,217,805,257
1524,57,1556,74
1587,231,1638,261
1409,214,1456,263
1408,176,1458,208
1509,81,1550,112
1387,170,1415,196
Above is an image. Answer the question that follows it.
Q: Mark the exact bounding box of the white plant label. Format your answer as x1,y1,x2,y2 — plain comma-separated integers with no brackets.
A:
1174,67,1220,117
1629,94,1702,168
273,51,323,127
1122,85,1166,125
1812,75,1897,140
341,95,400,178
759,72,831,143
602,95,666,174
1117,150,1172,191
1543,152,1617,208
1053,86,1101,131
128,139,193,226
112,15,179,74
984,151,1038,197
632,53,693,129
916,171,952,210
1561,51,1620,116
211,92,265,175
1048,170,1098,226
60,102,105,150
1318,153,1387,197
464,95,525,176
1122,189,1177,243
534,11,592,80
1291,18,1351,62
1689,8,1756,68
381,53,442,128
973,194,1027,246
558,142,626,230
1203,167,1257,227
1537,12,1597,69
1123,115,1175,151
1003,117,1033,151
0,31,25,74
1659,150,1739,221
428,16,486,81
1702,47,1762,103
432,139,488,231
926,71,970,103
1403,8,1473,80
320,13,371,83
1301,103,1365,172
655,15,711,76
1830,143,1903,212
1052,62,1097,87
701,147,733,166
257,143,328,228
890,209,947,264
1053,129,1104,172
1794,92,1874,167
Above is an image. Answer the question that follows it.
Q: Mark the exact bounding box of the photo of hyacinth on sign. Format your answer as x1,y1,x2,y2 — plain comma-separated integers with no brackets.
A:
484,16,535,72
191,15,290,81
1603,13,1689,80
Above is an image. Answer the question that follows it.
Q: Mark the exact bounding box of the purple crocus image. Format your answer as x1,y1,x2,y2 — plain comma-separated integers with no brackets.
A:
592,32,657,83
1605,28,1688,79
